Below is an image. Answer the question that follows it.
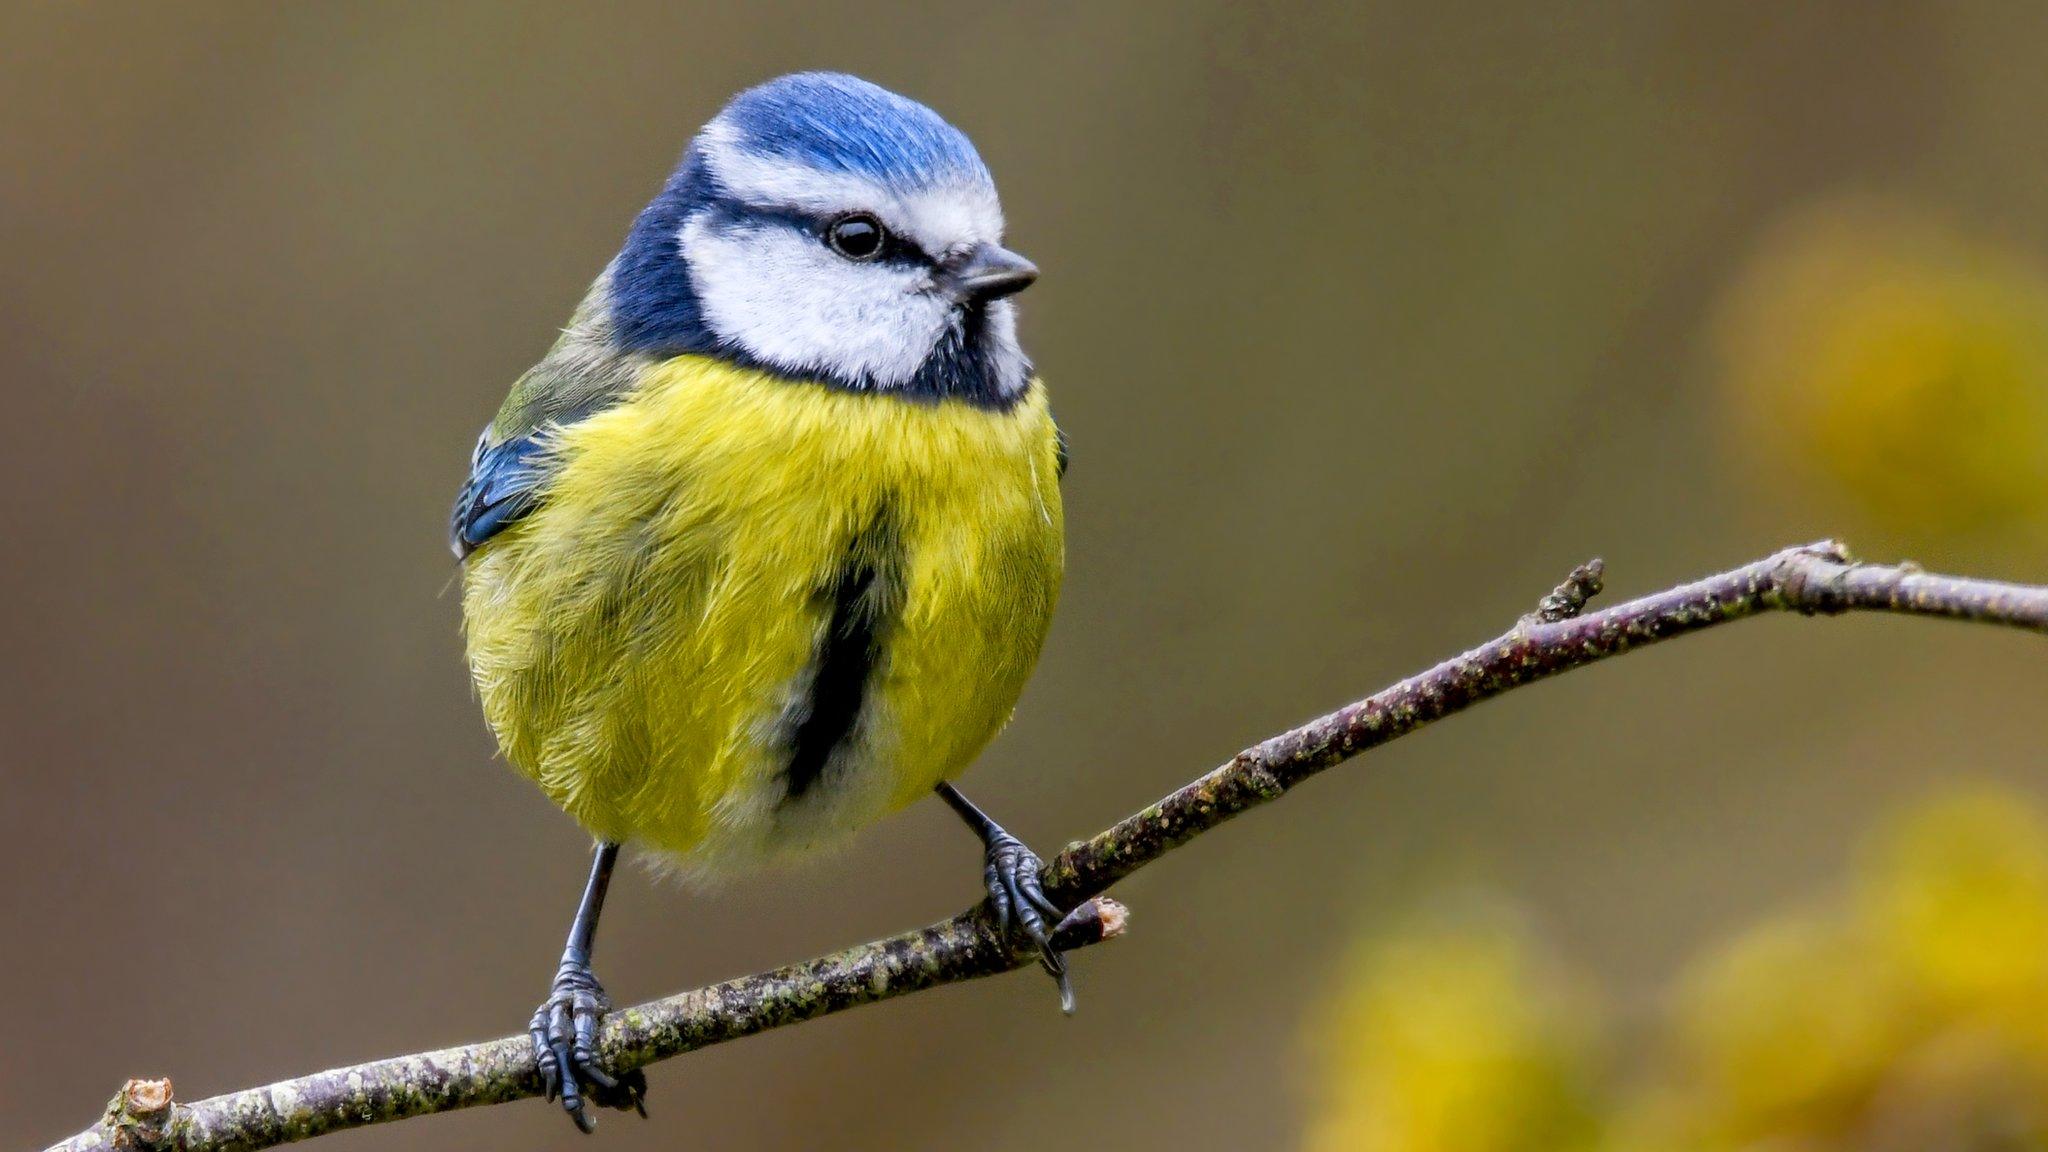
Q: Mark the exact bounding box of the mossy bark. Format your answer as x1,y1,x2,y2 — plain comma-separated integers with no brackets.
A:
47,542,2048,1152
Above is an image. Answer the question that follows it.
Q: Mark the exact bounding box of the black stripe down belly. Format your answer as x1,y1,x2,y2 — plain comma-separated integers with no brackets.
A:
781,511,902,803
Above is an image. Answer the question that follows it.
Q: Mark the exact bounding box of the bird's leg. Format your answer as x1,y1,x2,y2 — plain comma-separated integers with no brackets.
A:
530,840,646,1133
934,782,1075,1013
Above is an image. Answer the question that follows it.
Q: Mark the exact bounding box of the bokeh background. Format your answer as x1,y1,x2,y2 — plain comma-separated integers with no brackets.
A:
7,4,2048,1149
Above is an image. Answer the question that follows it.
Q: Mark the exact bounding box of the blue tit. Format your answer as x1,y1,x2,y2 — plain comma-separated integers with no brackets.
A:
450,72,1069,1130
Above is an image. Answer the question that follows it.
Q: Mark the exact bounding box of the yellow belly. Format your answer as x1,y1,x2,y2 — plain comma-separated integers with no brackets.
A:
460,357,1064,872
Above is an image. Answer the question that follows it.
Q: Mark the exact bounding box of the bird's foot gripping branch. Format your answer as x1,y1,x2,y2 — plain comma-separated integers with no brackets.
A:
45,541,2048,1152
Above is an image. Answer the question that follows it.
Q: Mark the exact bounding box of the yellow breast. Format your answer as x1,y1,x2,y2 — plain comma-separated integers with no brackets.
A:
460,357,1064,871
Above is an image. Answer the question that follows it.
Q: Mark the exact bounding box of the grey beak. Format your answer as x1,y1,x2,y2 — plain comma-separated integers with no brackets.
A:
942,242,1038,303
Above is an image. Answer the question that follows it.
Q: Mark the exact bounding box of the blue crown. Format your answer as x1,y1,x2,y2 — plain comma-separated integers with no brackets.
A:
715,72,991,191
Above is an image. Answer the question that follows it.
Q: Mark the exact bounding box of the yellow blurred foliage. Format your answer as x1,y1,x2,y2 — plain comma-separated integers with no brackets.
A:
1300,901,1603,1152
1861,791,2048,1016
1657,915,1913,1144
1714,197,2048,543
1309,790,2048,1151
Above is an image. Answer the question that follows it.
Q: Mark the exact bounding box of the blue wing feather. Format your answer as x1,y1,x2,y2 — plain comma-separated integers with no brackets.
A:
450,431,552,559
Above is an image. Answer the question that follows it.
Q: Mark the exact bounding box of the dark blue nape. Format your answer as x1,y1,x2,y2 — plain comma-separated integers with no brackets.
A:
610,147,723,358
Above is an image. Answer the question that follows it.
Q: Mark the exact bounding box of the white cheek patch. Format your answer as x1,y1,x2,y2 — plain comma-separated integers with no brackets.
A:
682,215,955,389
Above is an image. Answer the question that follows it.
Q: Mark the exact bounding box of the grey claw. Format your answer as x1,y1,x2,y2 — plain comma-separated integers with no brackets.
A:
530,963,641,1132
981,831,1077,1013
1025,886,1063,923
987,863,1012,934
1048,955,1076,1015
530,1007,561,1101
576,1051,617,1090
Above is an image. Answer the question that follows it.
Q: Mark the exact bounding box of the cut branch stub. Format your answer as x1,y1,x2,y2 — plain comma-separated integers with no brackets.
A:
39,542,2048,1152
102,1079,176,1152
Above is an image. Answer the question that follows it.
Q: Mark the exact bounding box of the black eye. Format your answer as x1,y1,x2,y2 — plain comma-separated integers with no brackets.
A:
827,213,886,261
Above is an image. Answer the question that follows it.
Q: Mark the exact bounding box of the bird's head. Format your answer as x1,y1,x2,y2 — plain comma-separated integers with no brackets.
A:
608,72,1036,406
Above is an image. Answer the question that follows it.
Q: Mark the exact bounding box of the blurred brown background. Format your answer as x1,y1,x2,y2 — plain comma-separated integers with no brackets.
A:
7,3,2048,1149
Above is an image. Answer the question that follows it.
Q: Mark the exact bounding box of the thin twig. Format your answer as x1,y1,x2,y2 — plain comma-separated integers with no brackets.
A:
45,541,2048,1152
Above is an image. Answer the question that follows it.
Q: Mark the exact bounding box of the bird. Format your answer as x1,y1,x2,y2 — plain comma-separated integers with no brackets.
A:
450,72,1070,1132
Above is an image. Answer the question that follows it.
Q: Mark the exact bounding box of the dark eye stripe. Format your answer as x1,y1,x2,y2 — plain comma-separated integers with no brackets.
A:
697,198,934,269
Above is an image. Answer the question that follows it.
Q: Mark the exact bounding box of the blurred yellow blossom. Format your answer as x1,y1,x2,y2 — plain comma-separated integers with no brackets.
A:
1659,914,1911,1145
1859,790,2048,1016
1713,196,2048,542
1633,789,2048,1149
1308,789,2048,1151
1300,901,1604,1152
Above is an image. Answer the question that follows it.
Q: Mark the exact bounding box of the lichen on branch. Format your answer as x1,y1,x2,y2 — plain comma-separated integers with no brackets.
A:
44,541,2048,1152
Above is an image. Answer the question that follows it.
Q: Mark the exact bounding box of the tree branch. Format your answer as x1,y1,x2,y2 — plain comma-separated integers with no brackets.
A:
47,541,2048,1152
